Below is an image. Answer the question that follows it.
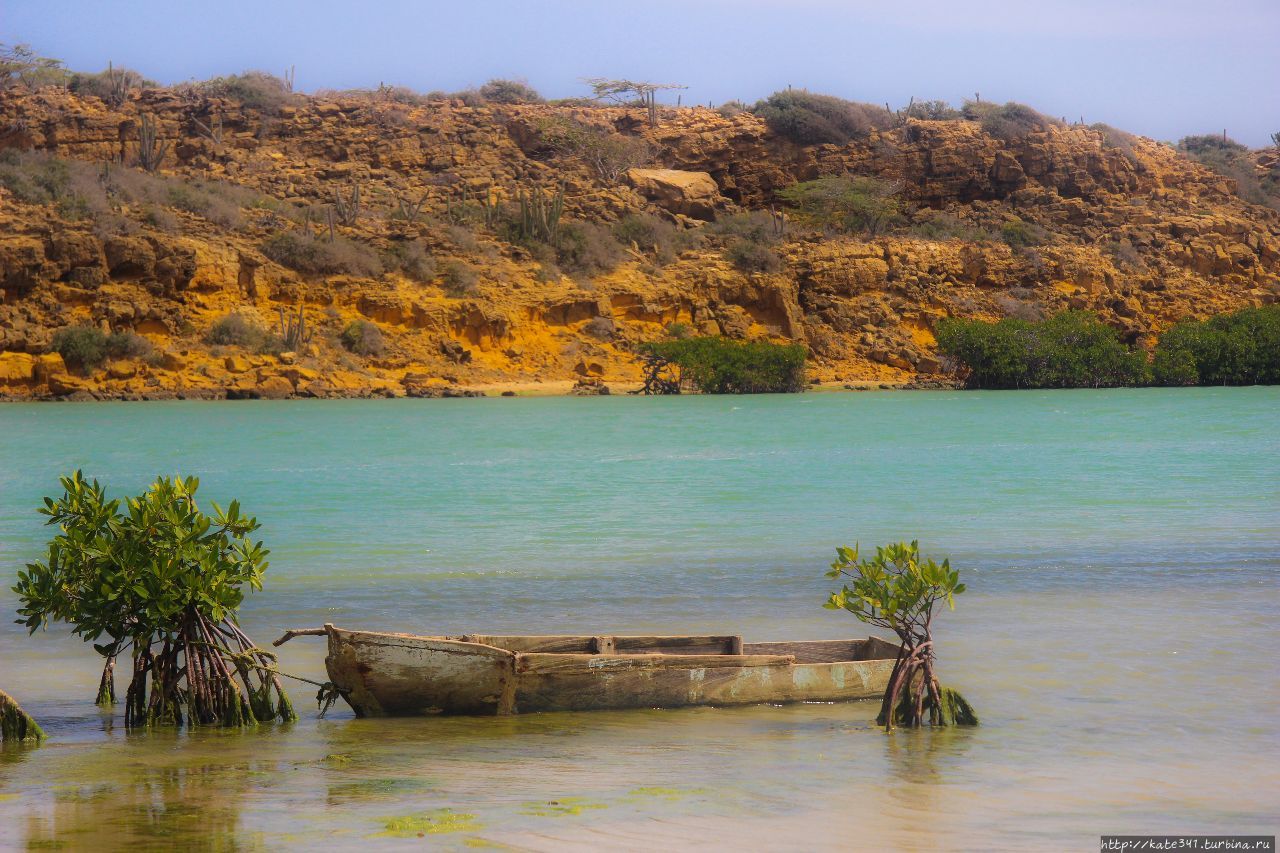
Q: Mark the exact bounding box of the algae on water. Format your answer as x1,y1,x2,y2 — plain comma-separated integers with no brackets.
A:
519,796,607,817
374,809,482,837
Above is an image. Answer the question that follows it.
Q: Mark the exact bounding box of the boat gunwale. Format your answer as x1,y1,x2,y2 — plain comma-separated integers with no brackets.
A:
324,626,900,666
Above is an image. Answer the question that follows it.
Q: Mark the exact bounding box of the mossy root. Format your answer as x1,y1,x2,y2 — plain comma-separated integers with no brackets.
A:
938,686,979,727
1,689,46,742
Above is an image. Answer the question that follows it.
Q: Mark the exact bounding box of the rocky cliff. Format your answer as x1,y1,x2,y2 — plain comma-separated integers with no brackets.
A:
1,86,1278,399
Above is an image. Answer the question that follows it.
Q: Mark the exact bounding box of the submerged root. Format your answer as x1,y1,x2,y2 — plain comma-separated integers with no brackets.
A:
1,689,46,743
874,652,979,730
936,686,979,727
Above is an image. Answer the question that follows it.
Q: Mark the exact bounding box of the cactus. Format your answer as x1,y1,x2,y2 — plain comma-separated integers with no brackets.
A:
517,184,565,246
105,61,129,107
333,181,361,226
277,305,313,352
135,113,169,172
768,205,786,237
392,191,428,223
192,112,224,144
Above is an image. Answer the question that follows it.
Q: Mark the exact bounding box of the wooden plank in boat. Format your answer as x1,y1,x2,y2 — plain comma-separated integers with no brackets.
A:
461,635,596,653
743,639,866,663
513,657,890,713
612,635,741,655
515,652,794,674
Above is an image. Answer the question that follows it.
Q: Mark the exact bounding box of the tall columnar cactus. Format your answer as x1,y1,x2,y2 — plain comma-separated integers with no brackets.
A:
278,305,312,352
333,181,361,226
105,61,129,107
517,184,565,247
135,113,169,172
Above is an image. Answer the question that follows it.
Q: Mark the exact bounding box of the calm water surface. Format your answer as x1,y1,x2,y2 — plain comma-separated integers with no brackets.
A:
1,389,1277,851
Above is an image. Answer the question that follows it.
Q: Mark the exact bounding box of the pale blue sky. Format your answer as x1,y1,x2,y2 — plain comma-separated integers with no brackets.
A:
3,0,1277,145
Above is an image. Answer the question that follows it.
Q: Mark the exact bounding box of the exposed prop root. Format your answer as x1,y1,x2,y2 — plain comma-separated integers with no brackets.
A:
874,642,978,731
1,689,45,742
118,608,299,729
96,655,116,707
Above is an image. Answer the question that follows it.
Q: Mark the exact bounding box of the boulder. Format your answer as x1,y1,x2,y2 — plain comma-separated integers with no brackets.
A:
0,237,46,294
34,353,67,383
257,375,295,399
47,373,96,396
626,168,725,220
103,236,156,278
440,339,472,364
224,355,252,373
0,351,36,386
107,361,138,380
48,233,104,277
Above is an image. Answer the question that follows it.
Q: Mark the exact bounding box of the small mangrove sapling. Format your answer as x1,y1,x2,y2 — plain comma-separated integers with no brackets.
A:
825,541,977,730
14,472,296,728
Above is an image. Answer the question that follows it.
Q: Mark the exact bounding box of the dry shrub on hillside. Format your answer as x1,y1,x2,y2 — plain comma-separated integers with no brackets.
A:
68,66,154,105
1090,123,1140,163
0,150,257,229
964,101,1056,141
753,90,892,145
194,71,296,113
382,239,437,283
1178,134,1279,211
479,78,543,104
613,213,701,265
534,116,653,183
708,211,785,273
340,319,386,356
441,260,480,296
261,230,382,277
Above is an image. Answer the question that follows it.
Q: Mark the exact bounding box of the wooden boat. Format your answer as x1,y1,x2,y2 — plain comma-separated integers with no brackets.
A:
275,624,902,716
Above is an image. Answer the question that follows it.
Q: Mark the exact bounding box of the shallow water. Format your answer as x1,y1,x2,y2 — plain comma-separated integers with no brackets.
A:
1,389,1277,850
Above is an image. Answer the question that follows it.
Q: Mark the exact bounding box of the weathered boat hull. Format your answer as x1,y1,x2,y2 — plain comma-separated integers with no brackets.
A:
320,625,901,717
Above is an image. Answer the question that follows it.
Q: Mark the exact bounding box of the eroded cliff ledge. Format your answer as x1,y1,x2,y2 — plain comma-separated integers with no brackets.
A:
1,86,1277,399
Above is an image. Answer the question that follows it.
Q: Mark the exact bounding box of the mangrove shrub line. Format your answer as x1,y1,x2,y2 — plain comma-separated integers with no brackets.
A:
936,310,1149,389
939,306,1280,389
640,336,807,394
1152,306,1280,385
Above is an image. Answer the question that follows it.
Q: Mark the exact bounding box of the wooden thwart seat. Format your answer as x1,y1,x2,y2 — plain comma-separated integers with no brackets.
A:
459,634,745,656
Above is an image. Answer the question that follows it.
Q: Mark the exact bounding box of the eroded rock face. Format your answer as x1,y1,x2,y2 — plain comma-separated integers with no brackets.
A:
0,85,1277,399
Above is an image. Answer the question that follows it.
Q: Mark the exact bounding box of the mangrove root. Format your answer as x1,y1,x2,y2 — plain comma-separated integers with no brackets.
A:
0,689,46,742
119,608,298,729
96,654,116,707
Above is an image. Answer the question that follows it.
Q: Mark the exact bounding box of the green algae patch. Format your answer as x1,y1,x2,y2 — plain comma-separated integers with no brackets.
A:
373,809,482,837
328,777,434,802
625,786,707,803
519,797,607,817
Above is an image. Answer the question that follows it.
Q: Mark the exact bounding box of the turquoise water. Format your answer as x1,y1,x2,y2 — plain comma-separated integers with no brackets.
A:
1,389,1277,850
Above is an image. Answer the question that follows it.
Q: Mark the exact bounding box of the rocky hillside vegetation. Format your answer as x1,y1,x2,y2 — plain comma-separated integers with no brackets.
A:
1,59,1278,399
